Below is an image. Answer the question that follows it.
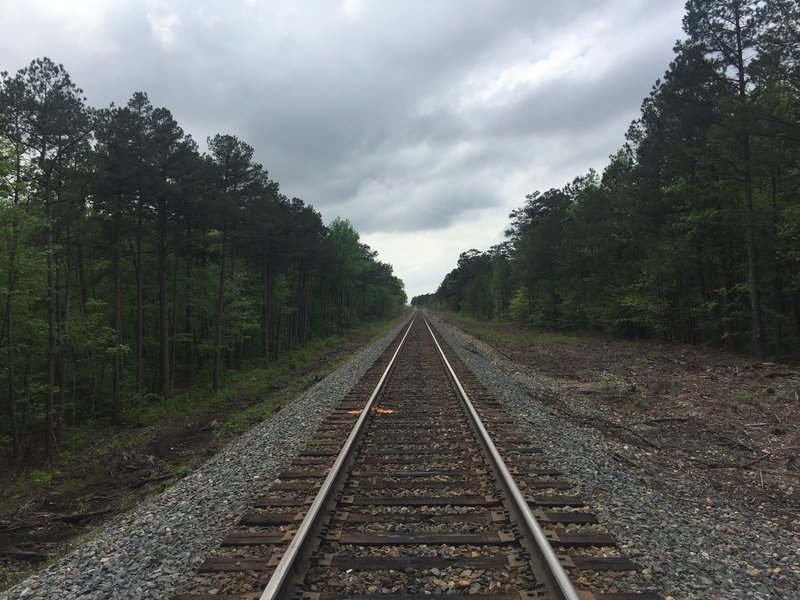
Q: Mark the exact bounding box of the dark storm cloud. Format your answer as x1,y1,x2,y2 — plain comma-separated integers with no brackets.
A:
0,0,686,297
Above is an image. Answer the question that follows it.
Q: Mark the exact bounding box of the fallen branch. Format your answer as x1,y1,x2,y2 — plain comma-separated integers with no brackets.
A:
128,473,172,489
460,343,484,357
545,398,662,450
482,340,513,361
596,416,661,449
760,469,800,479
0,549,50,562
762,370,800,378
0,520,42,532
55,509,114,524
610,451,641,469
1,509,115,531
690,453,771,470
715,435,755,452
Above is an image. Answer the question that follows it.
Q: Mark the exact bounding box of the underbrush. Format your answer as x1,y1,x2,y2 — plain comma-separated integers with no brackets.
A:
430,310,592,350
0,311,408,538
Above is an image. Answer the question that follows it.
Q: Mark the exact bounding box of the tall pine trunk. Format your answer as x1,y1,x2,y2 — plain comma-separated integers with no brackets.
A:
4,149,22,459
157,196,170,396
45,207,57,464
733,4,765,360
112,211,123,426
184,218,194,386
262,259,271,362
57,225,72,443
212,220,227,392
741,137,764,360
171,224,179,388
135,200,145,393
4,228,20,460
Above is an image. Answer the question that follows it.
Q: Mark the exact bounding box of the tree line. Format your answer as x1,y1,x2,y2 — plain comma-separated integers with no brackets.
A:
414,0,800,361
0,58,406,464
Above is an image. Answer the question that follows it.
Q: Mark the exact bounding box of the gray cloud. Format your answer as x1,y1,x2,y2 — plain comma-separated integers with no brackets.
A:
0,0,686,298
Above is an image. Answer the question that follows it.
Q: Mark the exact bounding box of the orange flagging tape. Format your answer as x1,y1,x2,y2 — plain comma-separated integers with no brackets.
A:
346,407,395,415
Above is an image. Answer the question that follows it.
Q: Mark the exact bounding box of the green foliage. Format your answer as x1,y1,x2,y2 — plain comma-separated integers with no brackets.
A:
0,57,407,467
735,393,760,406
589,284,662,338
507,287,531,324
29,469,53,488
126,393,192,428
435,249,494,319
323,218,406,333
172,464,192,479
426,0,800,361
224,270,261,347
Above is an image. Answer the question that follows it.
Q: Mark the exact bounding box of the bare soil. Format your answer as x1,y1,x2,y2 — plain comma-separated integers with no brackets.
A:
446,316,800,532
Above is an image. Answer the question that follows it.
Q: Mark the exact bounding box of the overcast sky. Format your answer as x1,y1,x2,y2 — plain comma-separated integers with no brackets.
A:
1,0,686,300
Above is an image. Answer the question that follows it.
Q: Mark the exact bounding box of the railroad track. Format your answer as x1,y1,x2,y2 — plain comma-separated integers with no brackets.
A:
176,313,659,600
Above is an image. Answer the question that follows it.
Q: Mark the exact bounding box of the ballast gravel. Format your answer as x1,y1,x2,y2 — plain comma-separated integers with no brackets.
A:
1,316,411,600
6,312,799,599
426,314,800,600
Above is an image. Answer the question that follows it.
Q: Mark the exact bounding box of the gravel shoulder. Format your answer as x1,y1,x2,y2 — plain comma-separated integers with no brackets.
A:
0,315,412,600
5,310,798,599
427,313,800,600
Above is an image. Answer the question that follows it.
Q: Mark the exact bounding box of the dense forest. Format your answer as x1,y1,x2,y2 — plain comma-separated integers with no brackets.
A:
415,0,800,360
0,58,406,465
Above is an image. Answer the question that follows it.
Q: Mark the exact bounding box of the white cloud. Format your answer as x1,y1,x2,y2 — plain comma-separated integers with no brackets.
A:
363,207,509,299
342,0,365,19
147,9,180,49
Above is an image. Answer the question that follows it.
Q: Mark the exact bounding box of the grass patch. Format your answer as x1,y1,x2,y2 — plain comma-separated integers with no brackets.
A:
647,378,679,395
29,469,54,488
431,310,591,351
0,562,46,592
734,393,759,406
211,313,410,437
623,397,651,412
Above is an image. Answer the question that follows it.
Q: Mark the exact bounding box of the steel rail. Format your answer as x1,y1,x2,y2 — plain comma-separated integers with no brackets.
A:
423,314,582,600
259,312,417,600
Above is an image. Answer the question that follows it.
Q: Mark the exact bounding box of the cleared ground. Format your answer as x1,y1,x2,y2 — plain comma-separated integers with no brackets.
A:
435,311,799,532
